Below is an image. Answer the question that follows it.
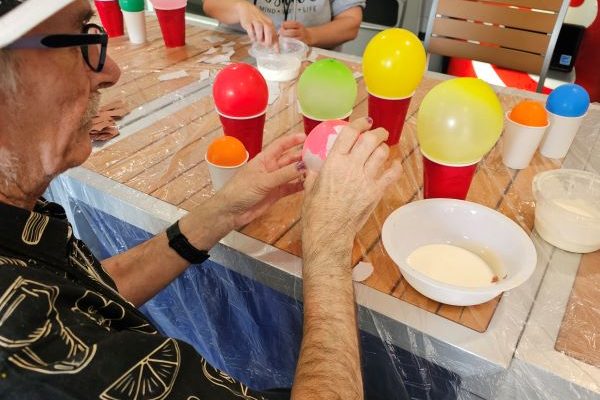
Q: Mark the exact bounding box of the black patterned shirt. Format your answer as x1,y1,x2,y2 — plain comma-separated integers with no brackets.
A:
0,199,289,399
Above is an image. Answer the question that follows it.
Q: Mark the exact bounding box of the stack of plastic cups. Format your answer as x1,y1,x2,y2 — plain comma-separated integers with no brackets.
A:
94,0,124,37
363,28,426,146
119,0,146,44
150,0,187,47
297,59,357,135
539,83,590,159
212,63,269,159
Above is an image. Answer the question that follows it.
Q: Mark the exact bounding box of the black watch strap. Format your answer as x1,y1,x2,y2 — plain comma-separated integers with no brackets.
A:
166,220,210,264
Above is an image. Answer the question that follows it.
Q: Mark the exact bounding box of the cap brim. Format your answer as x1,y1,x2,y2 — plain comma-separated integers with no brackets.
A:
0,0,76,48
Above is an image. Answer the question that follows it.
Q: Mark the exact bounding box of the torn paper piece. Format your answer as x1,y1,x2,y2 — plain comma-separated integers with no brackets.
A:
90,126,119,142
203,47,218,55
307,50,319,63
158,70,189,81
202,50,235,65
353,71,363,80
222,41,236,47
199,70,210,82
352,262,374,282
204,35,224,43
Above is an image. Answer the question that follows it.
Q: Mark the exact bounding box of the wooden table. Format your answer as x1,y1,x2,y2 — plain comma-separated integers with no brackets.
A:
89,18,569,334
58,13,600,399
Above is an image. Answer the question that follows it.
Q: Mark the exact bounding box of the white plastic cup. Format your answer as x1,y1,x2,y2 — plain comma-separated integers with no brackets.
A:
205,152,249,190
539,110,586,159
122,11,146,43
501,112,549,169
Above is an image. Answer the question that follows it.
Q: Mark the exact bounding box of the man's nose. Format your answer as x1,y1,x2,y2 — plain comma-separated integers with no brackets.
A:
95,54,121,89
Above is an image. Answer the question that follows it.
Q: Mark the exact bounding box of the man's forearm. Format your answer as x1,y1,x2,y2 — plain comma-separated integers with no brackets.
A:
307,13,361,49
203,0,246,24
292,234,363,399
102,197,234,306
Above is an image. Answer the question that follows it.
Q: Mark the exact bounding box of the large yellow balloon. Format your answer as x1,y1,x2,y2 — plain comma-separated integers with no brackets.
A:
363,28,426,98
417,78,504,164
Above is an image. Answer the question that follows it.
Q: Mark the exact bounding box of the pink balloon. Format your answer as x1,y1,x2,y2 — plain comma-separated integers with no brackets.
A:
302,120,349,171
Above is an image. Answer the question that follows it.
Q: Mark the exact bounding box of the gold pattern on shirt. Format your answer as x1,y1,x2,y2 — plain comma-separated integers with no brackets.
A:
100,338,180,400
21,212,50,245
0,277,96,374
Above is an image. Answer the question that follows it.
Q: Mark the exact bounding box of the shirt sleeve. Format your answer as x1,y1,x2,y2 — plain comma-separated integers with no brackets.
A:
331,0,367,17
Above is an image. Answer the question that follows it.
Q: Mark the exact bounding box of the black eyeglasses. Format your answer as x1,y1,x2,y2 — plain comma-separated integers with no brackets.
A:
6,23,108,73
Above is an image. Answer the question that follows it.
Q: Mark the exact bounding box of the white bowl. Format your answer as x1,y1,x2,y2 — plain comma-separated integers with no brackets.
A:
249,37,308,82
532,169,600,253
381,199,537,306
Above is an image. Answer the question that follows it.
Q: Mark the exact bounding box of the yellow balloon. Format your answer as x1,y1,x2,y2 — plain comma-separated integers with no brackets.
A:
363,28,426,98
417,78,504,164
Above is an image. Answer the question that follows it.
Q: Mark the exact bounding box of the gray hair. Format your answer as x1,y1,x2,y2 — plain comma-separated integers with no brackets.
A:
0,50,18,94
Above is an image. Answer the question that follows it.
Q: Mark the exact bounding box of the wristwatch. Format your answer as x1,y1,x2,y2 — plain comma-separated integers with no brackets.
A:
166,220,210,264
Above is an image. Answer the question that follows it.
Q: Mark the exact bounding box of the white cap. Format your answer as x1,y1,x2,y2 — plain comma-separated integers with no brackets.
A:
0,0,76,48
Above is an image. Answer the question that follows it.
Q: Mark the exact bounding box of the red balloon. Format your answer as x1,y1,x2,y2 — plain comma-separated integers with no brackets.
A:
213,63,269,118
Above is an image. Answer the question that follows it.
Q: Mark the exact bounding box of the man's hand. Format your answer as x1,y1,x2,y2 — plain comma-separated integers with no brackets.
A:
215,132,307,229
279,20,313,46
236,1,278,47
303,118,402,250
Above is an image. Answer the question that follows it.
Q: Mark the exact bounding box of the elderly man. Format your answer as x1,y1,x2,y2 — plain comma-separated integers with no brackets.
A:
0,1,400,399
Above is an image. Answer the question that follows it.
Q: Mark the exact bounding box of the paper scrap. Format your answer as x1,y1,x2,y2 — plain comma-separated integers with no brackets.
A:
222,41,236,47
203,47,218,55
158,70,189,81
352,262,374,282
89,100,128,142
204,35,224,43
201,50,235,65
199,70,210,82
353,71,363,80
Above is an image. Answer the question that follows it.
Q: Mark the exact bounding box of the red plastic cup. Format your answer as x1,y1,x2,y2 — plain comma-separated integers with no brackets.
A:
302,111,351,135
368,92,412,146
155,7,186,47
94,0,124,37
218,111,266,159
422,153,479,200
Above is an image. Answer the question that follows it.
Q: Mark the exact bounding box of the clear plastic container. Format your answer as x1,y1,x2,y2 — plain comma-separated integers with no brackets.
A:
249,37,308,82
532,169,600,253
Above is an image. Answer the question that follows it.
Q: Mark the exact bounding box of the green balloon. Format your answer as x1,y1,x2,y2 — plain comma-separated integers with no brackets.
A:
119,0,145,12
298,59,357,120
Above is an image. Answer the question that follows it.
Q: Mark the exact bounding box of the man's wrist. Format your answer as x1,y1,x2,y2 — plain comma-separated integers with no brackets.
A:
179,195,236,251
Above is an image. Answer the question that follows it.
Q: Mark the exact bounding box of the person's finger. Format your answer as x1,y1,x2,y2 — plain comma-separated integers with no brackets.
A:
351,127,389,164
364,143,389,178
376,160,402,192
253,21,265,45
243,23,256,42
277,149,303,168
264,23,276,47
262,133,306,160
264,161,305,189
330,117,373,155
279,28,298,38
303,170,318,193
282,20,301,29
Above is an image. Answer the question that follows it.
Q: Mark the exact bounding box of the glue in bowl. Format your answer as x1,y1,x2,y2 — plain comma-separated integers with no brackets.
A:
250,37,308,82
532,169,600,253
